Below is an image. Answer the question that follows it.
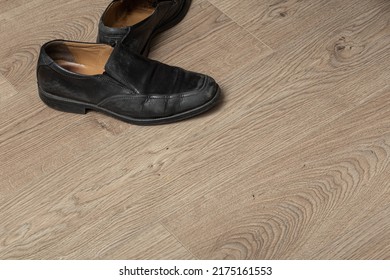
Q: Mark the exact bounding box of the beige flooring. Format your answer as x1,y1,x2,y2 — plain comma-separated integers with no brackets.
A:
0,0,389,259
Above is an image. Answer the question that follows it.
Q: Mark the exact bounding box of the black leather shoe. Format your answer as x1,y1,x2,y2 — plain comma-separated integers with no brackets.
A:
36,40,220,125
97,0,192,56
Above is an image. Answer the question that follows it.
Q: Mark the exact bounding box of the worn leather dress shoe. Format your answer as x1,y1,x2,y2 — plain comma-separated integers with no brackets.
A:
97,0,192,55
37,40,220,125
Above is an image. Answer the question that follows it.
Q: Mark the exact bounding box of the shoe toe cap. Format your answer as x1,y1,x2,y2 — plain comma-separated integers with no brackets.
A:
178,75,219,112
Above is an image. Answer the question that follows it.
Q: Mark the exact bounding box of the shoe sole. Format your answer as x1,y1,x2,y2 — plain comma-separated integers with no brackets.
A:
141,0,192,56
38,85,221,125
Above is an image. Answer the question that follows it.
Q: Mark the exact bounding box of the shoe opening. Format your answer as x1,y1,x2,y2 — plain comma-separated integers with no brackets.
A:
45,41,113,75
103,0,155,28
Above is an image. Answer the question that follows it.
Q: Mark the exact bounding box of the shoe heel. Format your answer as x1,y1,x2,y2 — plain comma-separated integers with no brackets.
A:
38,87,87,114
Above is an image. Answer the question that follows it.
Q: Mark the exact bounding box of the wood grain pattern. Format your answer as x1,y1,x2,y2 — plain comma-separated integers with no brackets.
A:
163,86,390,259
149,0,273,79
0,74,17,101
0,0,389,259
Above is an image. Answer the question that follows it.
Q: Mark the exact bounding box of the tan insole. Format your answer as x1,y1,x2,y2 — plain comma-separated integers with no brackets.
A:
49,42,113,76
110,7,154,27
56,60,104,76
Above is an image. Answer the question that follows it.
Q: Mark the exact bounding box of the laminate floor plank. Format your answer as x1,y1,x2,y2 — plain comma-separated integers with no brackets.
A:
243,0,390,51
209,0,390,51
162,86,390,259
0,0,389,259
0,218,194,259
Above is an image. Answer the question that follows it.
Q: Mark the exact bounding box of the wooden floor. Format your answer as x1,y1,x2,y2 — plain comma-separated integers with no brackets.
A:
0,0,389,260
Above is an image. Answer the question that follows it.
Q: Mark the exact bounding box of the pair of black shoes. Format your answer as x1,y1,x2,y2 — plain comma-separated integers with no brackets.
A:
37,0,221,125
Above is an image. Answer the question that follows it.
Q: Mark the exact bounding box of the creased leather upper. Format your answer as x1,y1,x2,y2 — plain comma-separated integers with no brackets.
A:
105,43,205,96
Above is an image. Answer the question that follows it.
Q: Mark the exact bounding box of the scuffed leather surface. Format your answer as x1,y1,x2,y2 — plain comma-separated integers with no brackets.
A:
105,43,207,95
37,40,218,119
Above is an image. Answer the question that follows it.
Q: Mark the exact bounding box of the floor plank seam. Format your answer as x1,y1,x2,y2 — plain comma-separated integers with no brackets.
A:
205,0,274,53
159,222,198,260
0,72,19,95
